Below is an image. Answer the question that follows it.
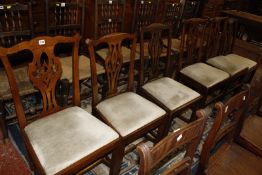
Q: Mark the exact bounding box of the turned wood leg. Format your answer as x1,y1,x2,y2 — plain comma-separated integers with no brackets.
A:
0,99,8,142
110,142,125,175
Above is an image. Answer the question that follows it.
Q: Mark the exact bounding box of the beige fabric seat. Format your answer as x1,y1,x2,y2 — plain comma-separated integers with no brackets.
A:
142,77,201,111
96,47,140,63
207,54,257,76
25,106,119,175
136,42,169,57
240,115,262,150
0,66,37,100
180,63,230,88
162,38,181,52
96,92,166,137
60,55,105,82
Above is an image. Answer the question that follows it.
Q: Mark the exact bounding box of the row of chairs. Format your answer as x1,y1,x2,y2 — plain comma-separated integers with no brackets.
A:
0,23,260,174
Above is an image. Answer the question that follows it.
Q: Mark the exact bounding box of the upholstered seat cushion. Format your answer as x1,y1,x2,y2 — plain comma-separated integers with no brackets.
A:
180,63,230,88
136,42,168,57
207,54,257,76
0,66,37,100
240,115,262,150
142,77,201,111
96,92,166,137
25,107,119,175
60,55,105,82
162,38,181,52
96,47,140,63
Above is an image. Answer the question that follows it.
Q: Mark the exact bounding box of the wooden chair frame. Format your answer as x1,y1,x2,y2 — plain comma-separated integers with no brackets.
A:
137,110,206,175
197,88,250,175
87,33,168,175
0,35,121,175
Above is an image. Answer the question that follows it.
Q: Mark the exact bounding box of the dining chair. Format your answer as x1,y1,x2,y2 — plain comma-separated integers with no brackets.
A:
0,2,35,141
45,0,105,83
176,18,230,106
138,23,201,135
137,109,206,175
206,17,257,89
87,32,167,175
197,88,262,175
0,34,122,175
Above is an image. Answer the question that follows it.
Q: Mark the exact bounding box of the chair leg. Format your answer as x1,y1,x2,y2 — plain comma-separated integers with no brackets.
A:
162,113,174,137
110,142,125,175
0,100,8,142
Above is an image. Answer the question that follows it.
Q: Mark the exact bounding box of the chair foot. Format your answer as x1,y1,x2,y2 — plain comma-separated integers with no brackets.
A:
110,142,125,175
0,100,8,141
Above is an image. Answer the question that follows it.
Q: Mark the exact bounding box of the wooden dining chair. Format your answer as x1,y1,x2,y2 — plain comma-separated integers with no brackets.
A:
138,23,201,135
137,109,206,175
197,88,262,175
45,0,105,83
177,18,230,106
0,34,123,175
87,33,168,175
206,17,258,87
0,2,35,141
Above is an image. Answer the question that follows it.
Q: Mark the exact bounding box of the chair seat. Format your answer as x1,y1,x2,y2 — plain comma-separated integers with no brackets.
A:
96,47,140,63
25,107,119,175
60,55,105,82
96,92,166,137
240,115,262,150
162,38,180,52
136,42,168,57
180,63,230,88
142,77,200,111
0,66,37,100
207,54,257,76
207,143,262,175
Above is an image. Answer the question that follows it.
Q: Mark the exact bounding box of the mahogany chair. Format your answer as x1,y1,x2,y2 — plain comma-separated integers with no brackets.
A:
0,34,122,175
177,18,230,106
45,0,104,83
237,95,262,156
0,2,35,141
87,33,167,175
138,23,201,135
197,89,262,175
137,110,206,175
206,17,257,87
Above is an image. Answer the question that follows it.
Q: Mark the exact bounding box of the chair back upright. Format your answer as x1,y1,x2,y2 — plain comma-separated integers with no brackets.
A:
0,2,33,48
198,88,250,173
137,110,207,175
0,34,81,129
139,23,172,87
45,0,85,36
178,18,209,69
87,33,137,108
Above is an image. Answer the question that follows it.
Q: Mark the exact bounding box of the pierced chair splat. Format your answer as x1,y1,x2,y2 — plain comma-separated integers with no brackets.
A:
0,35,121,175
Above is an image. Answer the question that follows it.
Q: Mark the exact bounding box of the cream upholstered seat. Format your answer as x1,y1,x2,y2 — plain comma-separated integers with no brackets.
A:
96,47,140,63
96,92,166,137
180,63,230,88
142,77,200,111
25,106,119,175
0,66,37,100
162,38,181,52
135,42,169,57
60,55,105,82
207,54,257,76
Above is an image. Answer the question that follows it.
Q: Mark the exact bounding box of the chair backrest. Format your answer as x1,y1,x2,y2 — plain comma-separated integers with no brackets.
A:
0,34,81,129
137,110,206,175
94,0,126,39
139,23,172,87
178,18,209,70
45,0,85,36
87,33,137,108
198,88,250,173
132,0,159,35
161,0,183,36
0,2,33,48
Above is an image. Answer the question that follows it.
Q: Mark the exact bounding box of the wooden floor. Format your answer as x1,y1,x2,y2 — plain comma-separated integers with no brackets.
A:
207,143,262,175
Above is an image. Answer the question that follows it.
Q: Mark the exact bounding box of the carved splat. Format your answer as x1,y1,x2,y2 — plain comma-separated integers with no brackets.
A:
104,42,123,96
28,50,62,116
